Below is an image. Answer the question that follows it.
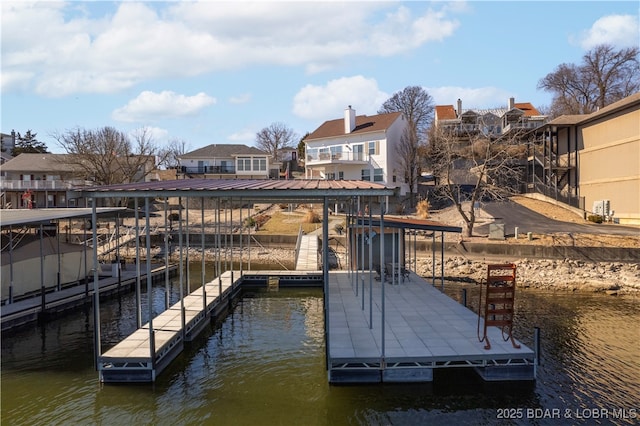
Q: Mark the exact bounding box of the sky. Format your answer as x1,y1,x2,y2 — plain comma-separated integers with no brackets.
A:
1,1,638,154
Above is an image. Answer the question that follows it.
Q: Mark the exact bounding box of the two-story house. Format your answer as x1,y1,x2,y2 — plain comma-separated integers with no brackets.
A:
178,144,278,179
0,153,91,208
0,153,158,209
434,97,546,138
304,106,409,195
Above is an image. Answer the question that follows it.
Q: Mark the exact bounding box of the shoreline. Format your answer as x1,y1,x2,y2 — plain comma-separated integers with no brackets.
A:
121,246,640,295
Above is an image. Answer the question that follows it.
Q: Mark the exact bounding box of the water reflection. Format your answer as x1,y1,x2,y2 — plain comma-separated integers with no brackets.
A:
1,269,638,425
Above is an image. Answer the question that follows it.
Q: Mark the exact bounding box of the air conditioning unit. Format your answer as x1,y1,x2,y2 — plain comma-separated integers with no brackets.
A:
592,200,610,216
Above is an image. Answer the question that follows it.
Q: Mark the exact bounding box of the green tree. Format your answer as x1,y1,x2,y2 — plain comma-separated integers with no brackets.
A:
12,130,48,155
297,132,309,164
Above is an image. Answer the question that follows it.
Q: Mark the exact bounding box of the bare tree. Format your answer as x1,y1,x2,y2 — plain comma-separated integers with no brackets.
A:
52,126,163,205
158,138,190,169
426,127,526,237
255,122,297,162
538,44,639,116
378,86,435,205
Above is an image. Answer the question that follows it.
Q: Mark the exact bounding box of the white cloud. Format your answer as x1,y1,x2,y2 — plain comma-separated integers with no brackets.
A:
112,90,216,123
227,129,256,143
427,86,514,109
129,126,170,145
293,76,389,121
229,93,252,104
1,2,461,96
578,14,639,49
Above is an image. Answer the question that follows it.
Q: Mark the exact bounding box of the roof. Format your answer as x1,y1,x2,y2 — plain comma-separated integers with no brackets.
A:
435,105,457,121
180,144,267,159
306,111,403,141
0,207,126,227
74,178,396,201
435,102,543,121
355,216,462,234
0,153,81,173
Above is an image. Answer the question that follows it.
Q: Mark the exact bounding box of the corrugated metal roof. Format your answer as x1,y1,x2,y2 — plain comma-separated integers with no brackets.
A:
356,216,462,234
0,207,126,227
75,178,396,200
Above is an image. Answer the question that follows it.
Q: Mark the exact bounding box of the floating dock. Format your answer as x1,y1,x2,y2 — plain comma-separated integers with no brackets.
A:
327,270,535,383
98,270,323,382
1,264,176,332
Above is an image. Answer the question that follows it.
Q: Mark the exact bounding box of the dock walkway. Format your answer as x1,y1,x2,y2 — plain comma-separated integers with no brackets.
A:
295,234,319,271
98,270,241,382
327,270,535,383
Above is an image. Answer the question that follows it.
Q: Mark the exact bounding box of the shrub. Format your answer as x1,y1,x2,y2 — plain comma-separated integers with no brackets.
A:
244,217,256,228
168,212,180,221
303,209,320,223
416,200,430,219
587,214,603,224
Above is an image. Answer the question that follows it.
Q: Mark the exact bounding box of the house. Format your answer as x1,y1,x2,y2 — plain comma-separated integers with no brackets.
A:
435,97,547,138
304,106,410,195
178,144,277,179
0,153,158,209
523,92,640,225
1,131,16,157
0,153,91,208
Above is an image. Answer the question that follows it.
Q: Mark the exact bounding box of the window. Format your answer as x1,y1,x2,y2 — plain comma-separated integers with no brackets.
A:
237,157,251,171
338,171,344,180
361,169,370,181
368,141,379,155
330,146,342,159
353,144,364,161
373,168,383,182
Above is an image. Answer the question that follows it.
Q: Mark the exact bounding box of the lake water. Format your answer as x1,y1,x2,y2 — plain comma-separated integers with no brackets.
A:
2,267,639,425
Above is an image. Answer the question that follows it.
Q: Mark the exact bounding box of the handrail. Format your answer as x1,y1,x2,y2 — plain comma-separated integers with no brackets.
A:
293,224,304,267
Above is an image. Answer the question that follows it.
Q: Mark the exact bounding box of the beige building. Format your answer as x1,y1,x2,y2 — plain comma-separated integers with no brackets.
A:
525,92,640,225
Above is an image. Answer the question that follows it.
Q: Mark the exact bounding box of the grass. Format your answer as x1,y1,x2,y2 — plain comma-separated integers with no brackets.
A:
256,210,323,235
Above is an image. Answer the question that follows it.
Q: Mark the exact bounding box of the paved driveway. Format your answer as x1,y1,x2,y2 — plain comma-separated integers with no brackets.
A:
475,200,639,237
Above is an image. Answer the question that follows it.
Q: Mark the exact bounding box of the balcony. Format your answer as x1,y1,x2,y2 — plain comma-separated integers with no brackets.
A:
180,165,236,174
0,179,88,190
306,151,369,165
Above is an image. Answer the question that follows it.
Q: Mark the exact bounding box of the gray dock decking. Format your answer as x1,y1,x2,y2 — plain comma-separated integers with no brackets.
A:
327,270,535,383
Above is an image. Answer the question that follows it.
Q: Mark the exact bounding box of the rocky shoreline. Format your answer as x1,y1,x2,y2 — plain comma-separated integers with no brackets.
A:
413,256,640,295
145,246,640,296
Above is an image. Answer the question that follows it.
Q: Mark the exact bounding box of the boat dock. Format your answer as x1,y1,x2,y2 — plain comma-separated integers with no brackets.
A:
327,270,535,383
98,270,323,382
1,264,176,332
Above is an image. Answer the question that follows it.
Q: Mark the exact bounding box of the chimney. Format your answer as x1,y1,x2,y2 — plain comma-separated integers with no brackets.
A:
457,99,462,117
508,97,515,110
344,105,356,134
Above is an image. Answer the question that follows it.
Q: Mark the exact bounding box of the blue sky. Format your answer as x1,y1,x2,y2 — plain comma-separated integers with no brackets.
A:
2,1,638,154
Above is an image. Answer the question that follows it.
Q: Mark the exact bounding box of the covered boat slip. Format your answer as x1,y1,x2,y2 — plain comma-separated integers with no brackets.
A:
327,271,534,383
75,179,535,384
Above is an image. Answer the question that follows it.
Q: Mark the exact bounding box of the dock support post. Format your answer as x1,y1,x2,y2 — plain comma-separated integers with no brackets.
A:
164,198,170,310
135,197,142,328
431,232,436,286
201,198,207,313
8,226,14,304
145,198,155,374
91,202,102,370
368,197,373,329
57,221,61,291
379,199,385,362
440,231,445,291
185,199,190,293
323,196,330,371
39,223,45,317
179,197,186,341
